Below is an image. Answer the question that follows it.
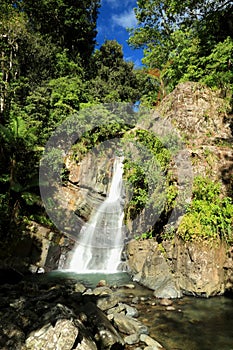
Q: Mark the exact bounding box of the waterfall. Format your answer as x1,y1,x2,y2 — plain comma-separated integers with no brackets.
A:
69,157,125,273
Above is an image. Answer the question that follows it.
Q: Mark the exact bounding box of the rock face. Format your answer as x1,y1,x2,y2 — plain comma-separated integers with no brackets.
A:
127,239,181,298
125,82,233,298
62,151,115,223
126,238,232,297
156,81,232,194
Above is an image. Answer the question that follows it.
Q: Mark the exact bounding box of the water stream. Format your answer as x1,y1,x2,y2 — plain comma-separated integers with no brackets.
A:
69,156,125,273
39,270,233,350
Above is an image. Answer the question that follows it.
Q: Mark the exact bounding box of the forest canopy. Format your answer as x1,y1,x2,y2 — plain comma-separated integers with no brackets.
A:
129,0,233,103
0,0,232,249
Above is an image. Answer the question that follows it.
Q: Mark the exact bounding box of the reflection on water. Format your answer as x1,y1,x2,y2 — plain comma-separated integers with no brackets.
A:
36,271,233,350
140,296,233,350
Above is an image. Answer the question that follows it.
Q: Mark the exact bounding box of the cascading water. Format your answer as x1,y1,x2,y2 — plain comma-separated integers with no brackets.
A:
69,157,125,273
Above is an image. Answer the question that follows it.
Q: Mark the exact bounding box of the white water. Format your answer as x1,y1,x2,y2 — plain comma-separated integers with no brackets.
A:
69,157,125,273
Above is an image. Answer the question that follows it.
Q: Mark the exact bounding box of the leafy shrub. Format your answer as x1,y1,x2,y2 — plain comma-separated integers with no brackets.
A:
177,176,233,243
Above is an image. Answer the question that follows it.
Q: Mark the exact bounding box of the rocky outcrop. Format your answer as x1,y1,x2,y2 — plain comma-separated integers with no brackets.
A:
156,81,232,193
124,82,233,298
126,238,232,297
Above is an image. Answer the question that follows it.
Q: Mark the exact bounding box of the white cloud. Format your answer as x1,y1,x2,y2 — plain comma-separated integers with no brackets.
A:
112,9,137,28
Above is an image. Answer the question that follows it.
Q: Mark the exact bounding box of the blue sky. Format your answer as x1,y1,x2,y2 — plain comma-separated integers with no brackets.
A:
96,0,144,67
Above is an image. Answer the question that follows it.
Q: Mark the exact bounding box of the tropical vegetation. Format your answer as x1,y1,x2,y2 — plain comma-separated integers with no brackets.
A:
0,0,232,255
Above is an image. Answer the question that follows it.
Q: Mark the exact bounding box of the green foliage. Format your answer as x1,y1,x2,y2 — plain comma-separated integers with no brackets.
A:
178,177,233,243
200,37,233,93
0,0,152,255
134,230,153,240
18,0,101,63
87,40,146,103
122,129,172,221
129,0,233,104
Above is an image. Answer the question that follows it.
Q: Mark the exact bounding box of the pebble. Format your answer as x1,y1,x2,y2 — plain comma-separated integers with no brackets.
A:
150,301,157,306
122,284,136,289
159,298,173,306
140,296,148,302
166,306,176,311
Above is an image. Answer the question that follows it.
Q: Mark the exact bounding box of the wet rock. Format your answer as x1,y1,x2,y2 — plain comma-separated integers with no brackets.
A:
107,314,114,321
107,303,126,315
97,294,119,311
121,284,136,289
140,296,149,302
74,283,86,293
127,239,182,299
159,298,173,306
0,321,25,349
124,303,139,318
176,239,226,297
93,286,113,296
83,288,93,295
96,279,107,287
140,334,164,349
141,252,182,299
124,333,140,345
80,302,124,349
166,306,176,311
0,277,154,350
113,313,149,335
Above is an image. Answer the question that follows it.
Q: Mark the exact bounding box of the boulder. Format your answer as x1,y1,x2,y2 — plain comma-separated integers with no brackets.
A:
113,313,149,335
80,302,124,349
26,319,79,350
97,293,119,311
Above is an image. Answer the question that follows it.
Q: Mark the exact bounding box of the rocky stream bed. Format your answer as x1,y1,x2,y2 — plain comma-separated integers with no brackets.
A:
1,270,233,350
0,270,167,350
